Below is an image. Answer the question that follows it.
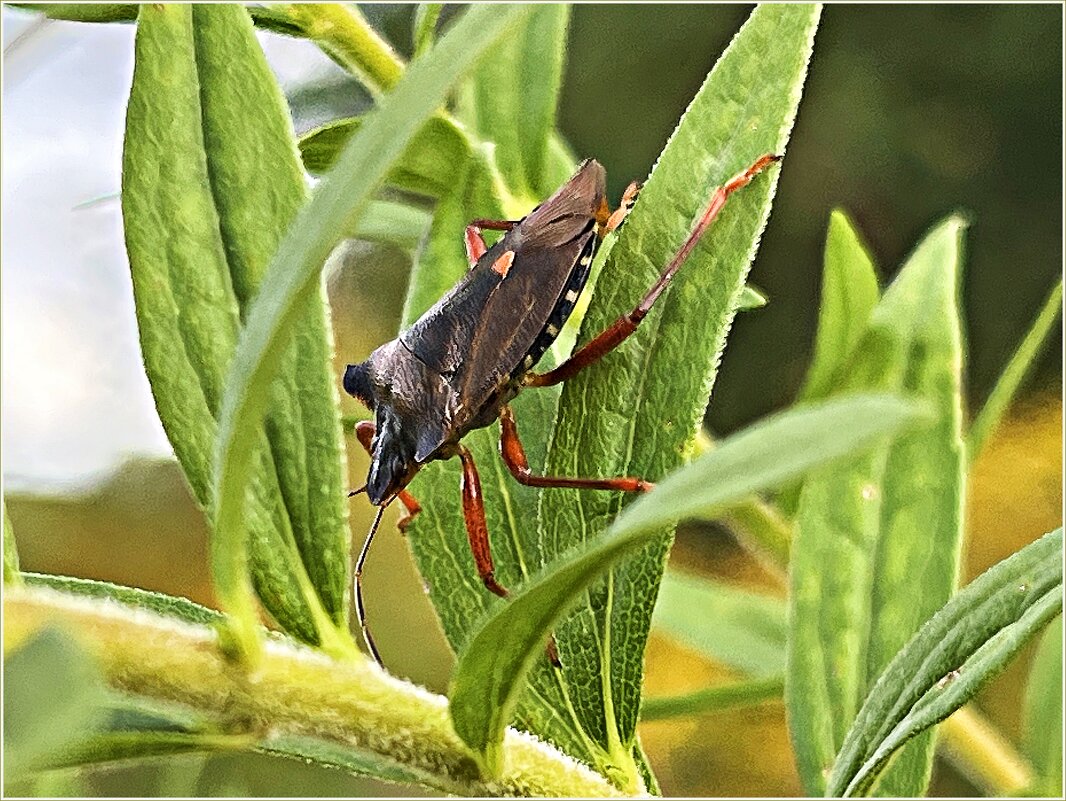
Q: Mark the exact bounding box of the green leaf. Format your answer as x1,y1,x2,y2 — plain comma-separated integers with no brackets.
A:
298,115,470,197
653,570,786,677
4,504,20,585
260,733,434,788
827,528,1064,797
123,4,354,656
449,392,923,778
22,573,222,627
787,215,967,796
212,4,534,660
3,628,108,783
532,6,821,784
467,4,570,199
27,731,252,774
1022,614,1063,796
778,209,879,514
640,676,784,722
800,208,881,401
968,279,1063,461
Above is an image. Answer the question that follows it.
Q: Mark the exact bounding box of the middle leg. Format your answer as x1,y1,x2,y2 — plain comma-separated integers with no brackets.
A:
498,405,654,493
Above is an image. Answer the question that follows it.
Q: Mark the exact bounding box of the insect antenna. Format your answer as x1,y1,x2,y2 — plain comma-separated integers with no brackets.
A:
355,503,387,665
348,484,367,498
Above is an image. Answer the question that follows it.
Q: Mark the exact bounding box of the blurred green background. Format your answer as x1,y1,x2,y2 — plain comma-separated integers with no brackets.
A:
4,4,1062,797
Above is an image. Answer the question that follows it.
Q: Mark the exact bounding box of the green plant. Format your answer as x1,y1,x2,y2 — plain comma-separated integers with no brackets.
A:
3,3,1061,798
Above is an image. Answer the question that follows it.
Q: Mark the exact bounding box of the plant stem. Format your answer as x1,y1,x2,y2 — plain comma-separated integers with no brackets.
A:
939,706,1033,795
4,585,622,798
280,4,405,95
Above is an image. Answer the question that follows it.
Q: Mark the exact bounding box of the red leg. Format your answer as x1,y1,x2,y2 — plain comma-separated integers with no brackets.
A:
465,218,518,266
499,405,654,492
353,420,421,530
457,444,509,598
459,443,562,667
525,153,781,389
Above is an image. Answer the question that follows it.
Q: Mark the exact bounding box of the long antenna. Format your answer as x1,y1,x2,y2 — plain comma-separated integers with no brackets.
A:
355,504,387,665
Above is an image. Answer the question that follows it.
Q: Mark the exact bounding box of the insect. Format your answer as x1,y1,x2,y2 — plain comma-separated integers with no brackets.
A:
344,153,780,663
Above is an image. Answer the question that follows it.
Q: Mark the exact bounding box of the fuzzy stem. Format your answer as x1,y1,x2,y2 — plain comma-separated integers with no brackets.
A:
4,585,622,798
280,4,405,95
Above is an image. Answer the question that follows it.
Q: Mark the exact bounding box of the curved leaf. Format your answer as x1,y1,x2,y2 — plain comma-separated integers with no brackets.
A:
827,528,1064,797
450,392,924,776
211,4,534,659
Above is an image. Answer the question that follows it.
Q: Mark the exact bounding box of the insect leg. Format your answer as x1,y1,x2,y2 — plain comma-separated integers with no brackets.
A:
499,405,654,492
354,420,421,529
465,218,519,266
525,153,781,389
456,443,509,598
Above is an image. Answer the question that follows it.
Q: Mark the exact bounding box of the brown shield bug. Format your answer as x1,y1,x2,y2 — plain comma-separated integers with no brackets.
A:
344,153,780,663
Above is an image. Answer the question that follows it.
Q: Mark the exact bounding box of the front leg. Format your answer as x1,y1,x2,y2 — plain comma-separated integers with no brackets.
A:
353,420,421,531
456,443,509,598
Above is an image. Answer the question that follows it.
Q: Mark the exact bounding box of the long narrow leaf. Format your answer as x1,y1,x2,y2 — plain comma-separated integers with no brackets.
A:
533,7,821,784
467,4,570,199
298,115,469,197
787,216,967,795
212,4,534,659
799,208,880,402
827,528,1064,797
449,392,924,776
652,571,786,678
124,5,352,653
4,506,19,585
969,279,1063,461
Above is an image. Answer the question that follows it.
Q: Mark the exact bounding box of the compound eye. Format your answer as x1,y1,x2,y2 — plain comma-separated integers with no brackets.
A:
343,362,376,409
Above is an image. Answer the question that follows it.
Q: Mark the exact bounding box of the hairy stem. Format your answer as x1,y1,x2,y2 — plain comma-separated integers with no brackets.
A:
280,4,405,95
4,585,622,798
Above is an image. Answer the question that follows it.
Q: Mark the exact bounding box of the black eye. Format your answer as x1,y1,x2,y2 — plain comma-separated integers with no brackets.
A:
343,362,376,409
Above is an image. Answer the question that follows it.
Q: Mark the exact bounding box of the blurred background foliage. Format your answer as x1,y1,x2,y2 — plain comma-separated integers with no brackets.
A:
3,3,1061,797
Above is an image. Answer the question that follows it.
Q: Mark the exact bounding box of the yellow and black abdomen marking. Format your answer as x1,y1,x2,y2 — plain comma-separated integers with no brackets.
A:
514,232,599,377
